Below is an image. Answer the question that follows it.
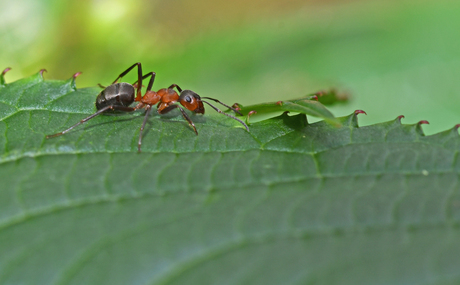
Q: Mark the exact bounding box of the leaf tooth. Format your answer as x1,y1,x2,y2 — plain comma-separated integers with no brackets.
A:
342,109,366,128
352,109,366,127
246,110,257,125
0,67,11,86
447,124,458,135
443,124,460,137
38,69,47,80
72,72,82,79
1,67,11,77
418,120,429,125
70,72,82,90
422,123,460,143
389,115,405,127
421,124,460,143
453,124,460,134
414,120,429,136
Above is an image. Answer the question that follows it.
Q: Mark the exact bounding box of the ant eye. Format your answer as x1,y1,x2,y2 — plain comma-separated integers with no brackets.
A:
185,95,192,103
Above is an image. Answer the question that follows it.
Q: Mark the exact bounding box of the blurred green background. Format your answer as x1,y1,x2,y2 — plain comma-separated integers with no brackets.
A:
1,0,459,134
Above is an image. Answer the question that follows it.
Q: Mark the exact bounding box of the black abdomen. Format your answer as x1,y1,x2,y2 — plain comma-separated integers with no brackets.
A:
95,82,135,110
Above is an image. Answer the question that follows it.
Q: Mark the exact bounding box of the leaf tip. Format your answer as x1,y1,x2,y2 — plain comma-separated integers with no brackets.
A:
354,110,367,115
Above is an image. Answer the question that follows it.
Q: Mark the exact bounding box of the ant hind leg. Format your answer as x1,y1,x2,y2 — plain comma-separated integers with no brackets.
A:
46,105,137,139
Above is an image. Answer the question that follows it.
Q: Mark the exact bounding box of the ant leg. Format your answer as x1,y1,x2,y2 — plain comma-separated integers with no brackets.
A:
133,72,156,92
138,105,153,152
145,72,156,91
161,104,198,135
168,84,182,92
202,100,249,132
111,62,143,100
112,62,142,84
201,97,243,115
177,105,198,135
46,105,137,139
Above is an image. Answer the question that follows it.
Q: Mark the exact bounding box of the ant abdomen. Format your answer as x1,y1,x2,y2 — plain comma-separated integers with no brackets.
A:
96,82,135,110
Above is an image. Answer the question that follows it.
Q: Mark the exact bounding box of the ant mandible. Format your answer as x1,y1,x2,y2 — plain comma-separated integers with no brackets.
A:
46,62,249,152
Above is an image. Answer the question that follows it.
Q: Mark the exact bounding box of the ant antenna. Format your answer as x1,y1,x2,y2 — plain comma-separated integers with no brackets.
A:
201,100,249,131
202,97,243,115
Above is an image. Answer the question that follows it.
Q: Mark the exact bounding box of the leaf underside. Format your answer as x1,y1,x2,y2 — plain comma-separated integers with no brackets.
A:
0,74,460,285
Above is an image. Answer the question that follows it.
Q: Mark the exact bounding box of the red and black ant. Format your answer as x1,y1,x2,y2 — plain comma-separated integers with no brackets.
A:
46,62,249,152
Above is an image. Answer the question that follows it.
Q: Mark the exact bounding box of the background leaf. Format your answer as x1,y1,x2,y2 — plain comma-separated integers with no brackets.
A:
236,91,342,126
0,74,459,284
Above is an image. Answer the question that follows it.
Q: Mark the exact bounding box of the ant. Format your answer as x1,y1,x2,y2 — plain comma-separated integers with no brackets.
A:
46,62,249,152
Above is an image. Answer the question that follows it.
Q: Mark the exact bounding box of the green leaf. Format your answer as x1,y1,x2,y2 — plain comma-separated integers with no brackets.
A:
1,73,460,285
236,93,341,127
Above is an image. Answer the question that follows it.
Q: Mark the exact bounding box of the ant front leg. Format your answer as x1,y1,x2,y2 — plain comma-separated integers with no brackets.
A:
201,100,249,132
159,104,198,135
138,105,153,152
46,105,137,138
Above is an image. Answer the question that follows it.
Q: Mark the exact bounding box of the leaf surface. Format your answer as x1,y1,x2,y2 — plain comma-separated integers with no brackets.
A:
0,74,459,285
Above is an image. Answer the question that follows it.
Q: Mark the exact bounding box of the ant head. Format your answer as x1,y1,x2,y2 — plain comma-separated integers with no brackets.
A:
179,90,205,114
